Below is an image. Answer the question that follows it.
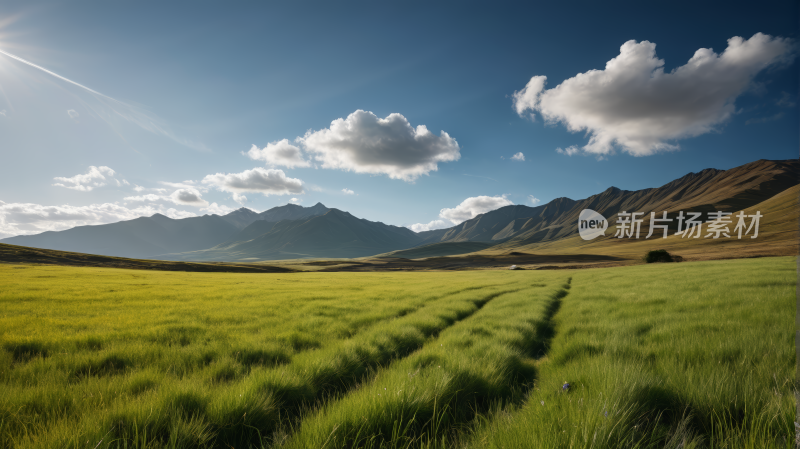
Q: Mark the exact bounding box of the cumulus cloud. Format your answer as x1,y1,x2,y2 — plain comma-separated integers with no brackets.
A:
556,146,580,156
407,195,514,232
439,195,514,224
232,193,247,205
342,188,355,195
246,140,310,168
511,152,525,161
290,198,301,203
299,110,461,182
169,188,208,207
0,201,196,239
203,202,235,216
202,167,304,197
124,187,210,208
53,166,120,191
513,33,794,156
529,195,541,205
408,219,449,233
67,109,79,119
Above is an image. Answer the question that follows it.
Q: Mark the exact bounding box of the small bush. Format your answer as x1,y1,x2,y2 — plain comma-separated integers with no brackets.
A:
644,249,673,263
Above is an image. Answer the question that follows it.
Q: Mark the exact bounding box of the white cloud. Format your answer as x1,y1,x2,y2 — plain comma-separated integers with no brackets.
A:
513,33,794,156
53,166,119,191
511,152,525,161
202,167,304,197
124,193,162,202
67,109,79,119
342,188,355,195
408,219,449,233
169,188,208,207
529,195,541,205
0,110,6,117
124,187,209,208
133,185,168,194
299,110,461,182
440,195,514,225
0,201,196,239
246,140,310,168
407,195,514,232
232,193,248,205
556,146,580,156
202,202,235,216
290,198,301,203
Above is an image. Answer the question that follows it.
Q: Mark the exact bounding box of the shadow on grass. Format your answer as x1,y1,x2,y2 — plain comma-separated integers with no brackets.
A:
4,341,49,363
72,354,130,380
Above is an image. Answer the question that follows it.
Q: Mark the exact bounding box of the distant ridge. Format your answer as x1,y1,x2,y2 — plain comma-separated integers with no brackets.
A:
0,202,331,259
0,213,239,259
165,208,424,261
1,158,796,261
417,159,798,249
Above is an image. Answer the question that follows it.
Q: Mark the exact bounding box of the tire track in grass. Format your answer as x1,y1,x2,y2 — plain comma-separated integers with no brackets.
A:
284,277,572,449
55,283,528,449
529,276,570,361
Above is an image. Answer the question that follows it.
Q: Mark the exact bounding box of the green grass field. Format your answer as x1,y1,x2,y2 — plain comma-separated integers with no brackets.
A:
0,257,795,448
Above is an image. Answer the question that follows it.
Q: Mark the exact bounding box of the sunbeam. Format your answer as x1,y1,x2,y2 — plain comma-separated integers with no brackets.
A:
0,47,208,152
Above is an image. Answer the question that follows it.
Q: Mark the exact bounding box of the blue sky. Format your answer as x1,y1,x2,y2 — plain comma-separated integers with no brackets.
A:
0,1,797,237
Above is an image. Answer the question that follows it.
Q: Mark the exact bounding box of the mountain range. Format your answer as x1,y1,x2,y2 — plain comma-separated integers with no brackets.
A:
2,158,797,261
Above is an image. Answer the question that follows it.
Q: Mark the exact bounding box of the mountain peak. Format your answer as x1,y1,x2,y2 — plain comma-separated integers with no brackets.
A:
256,201,330,224
228,207,257,215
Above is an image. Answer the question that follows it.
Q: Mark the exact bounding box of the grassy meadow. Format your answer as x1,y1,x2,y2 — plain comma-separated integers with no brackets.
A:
0,257,795,448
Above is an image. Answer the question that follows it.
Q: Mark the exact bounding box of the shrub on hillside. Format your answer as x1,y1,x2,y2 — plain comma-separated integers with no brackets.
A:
644,249,674,263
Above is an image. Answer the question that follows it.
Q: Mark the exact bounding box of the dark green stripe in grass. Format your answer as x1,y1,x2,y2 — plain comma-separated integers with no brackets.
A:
285,281,571,449
467,258,796,448
41,285,527,449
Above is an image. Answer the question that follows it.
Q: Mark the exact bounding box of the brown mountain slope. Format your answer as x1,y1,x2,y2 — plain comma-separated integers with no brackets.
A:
484,182,799,263
418,196,577,244
497,158,798,247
